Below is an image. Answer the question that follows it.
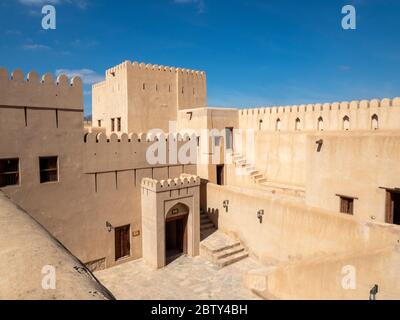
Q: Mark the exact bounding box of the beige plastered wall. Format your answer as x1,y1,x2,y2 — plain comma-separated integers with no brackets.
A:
0,69,197,271
206,184,400,264
305,131,400,223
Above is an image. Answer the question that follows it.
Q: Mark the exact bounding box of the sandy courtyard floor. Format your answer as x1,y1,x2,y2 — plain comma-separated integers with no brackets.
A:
95,255,262,300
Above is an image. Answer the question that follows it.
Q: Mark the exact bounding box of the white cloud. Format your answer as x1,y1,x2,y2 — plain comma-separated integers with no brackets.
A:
55,69,103,85
22,43,51,50
18,0,88,9
19,0,60,5
5,30,22,36
339,65,351,72
173,0,205,13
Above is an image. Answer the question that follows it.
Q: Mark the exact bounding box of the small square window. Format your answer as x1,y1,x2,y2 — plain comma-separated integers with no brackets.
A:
0,158,19,187
339,196,354,215
39,157,58,184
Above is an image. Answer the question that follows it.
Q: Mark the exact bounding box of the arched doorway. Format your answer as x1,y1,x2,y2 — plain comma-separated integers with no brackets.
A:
165,203,189,264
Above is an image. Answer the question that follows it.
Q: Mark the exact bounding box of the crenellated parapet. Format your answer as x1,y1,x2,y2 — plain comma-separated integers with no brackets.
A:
103,60,206,80
83,131,196,144
239,97,400,131
141,174,200,192
0,68,83,110
240,97,400,116
82,131,198,174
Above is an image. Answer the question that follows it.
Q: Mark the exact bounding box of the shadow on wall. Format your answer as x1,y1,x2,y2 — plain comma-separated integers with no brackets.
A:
254,245,400,300
0,191,115,300
207,208,220,229
200,178,208,212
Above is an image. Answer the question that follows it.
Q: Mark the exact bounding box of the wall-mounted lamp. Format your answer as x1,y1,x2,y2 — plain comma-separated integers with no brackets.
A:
223,200,229,213
316,139,323,152
106,221,113,233
257,210,264,224
369,284,379,300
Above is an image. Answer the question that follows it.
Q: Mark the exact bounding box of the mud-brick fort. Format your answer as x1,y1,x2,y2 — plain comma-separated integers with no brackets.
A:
0,60,399,300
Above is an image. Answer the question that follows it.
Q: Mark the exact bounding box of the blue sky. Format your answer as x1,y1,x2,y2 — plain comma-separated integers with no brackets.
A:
0,0,399,115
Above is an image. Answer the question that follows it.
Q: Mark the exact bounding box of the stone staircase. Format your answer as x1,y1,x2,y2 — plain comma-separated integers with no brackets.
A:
200,227,249,268
200,209,216,236
232,153,305,198
233,154,267,184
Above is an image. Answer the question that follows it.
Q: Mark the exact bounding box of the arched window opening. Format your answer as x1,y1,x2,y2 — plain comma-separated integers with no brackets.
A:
318,117,324,131
295,118,301,131
343,116,350,131
276,118,281,131
371,114,379,130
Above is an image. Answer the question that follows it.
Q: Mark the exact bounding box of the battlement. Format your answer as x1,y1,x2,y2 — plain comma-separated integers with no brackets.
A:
103,60,206,79
141,174,200,192
83,132,196,144
240,97,400,116
82,131,198,174
239,96,400,131
0,68,83,110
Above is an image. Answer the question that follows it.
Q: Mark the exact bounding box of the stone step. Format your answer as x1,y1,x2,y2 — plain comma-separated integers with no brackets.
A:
255,178,268,183
201,226,215,233
217,251,249,268
200,220,214,227
253,174,264,179
215,245,245,260
207,241,241,254
249,170,260,176
200,224,215,231
200,216,210,222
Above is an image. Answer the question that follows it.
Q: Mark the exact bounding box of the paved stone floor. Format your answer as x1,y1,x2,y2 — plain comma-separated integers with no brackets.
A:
95,255,262,300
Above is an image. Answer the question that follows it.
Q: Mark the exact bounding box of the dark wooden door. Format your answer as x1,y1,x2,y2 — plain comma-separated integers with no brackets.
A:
394,193,400,225
386,191,400,225
217,165,224,186
115,225,130,260
165,215,188,257
177,215,188,254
